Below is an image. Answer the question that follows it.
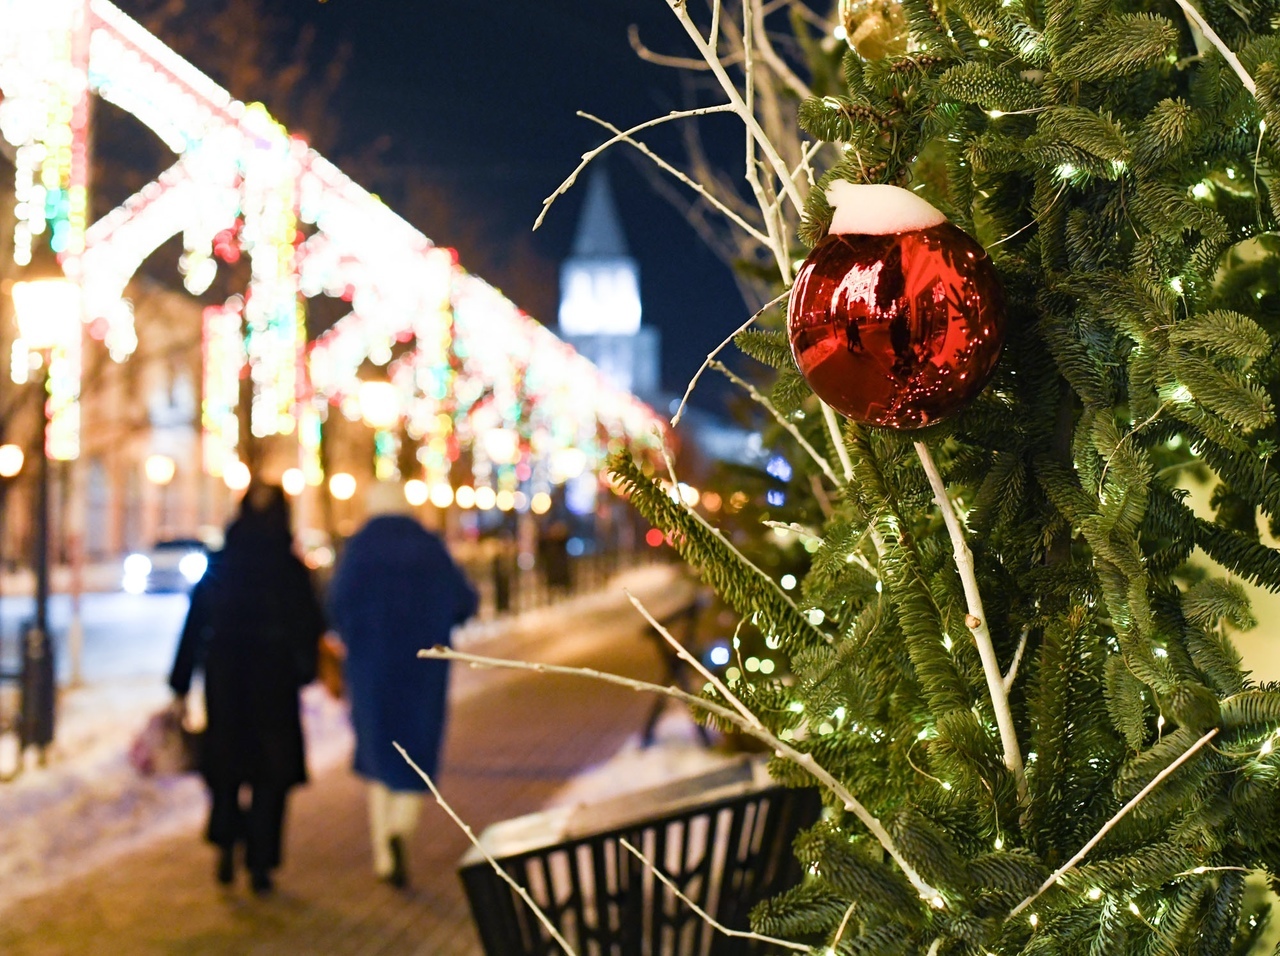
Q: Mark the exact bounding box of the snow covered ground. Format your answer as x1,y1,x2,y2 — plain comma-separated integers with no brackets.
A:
0,563,729,914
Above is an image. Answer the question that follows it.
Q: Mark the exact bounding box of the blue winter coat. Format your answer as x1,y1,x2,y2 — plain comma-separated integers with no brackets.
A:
327,516,478,791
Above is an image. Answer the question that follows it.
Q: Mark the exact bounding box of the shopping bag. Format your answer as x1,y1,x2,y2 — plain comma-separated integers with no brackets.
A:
128,704,201,776
317,633,345,700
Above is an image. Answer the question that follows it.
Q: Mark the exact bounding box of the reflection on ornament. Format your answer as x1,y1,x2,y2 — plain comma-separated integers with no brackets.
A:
788,183,1006,430
838,0,908,59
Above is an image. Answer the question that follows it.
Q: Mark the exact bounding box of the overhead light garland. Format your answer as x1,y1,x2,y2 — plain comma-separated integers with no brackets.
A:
0,0,663,475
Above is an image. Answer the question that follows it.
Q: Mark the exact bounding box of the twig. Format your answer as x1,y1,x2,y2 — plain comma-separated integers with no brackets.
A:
534,106,768,244
821,402,855,484
1007,728,1220,919
672,288,790,427
418,645,944,903
792,139,823,189
657,424,681,489
740,0,796,284
577,112,774,247
926,939,943,956
663,0,807,214
989,181,1066,248
619,838,809,951
821,402,887,558
628,23,745,69
832,900,858,951
750,0,813,100
712,359,841,486
1003,627,1029,694
393,743,578,956
809,472,834,518
1171,0,1257,95
915,441,1027,799
627,589,761,728
762,519,821,542
1100,400,1171,499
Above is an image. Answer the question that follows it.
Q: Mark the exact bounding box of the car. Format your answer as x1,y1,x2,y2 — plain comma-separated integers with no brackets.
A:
122,538,210,594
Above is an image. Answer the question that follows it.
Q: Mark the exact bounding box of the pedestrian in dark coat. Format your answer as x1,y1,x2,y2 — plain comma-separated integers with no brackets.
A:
326,482,478,886
169,483,324,895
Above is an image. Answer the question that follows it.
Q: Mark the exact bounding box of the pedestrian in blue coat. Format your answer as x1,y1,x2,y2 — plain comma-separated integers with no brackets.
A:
326,482,478,887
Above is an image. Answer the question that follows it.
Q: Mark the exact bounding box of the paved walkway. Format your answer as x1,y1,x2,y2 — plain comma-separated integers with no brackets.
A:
0,574,689,955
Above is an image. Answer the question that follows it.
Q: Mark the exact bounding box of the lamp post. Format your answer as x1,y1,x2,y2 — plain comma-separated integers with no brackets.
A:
11,271,80,755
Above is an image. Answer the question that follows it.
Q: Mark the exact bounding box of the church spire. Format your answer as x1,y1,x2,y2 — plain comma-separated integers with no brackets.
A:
570,167,630,259
558,164,642,336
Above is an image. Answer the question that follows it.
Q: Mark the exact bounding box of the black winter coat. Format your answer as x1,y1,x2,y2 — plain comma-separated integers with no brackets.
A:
169,530,324,792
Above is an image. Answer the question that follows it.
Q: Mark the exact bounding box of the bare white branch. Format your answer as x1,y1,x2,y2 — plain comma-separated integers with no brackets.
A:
750,0,813,100
628,23,744,69
627,589,759,728
393,742,579,956
657,424,681,489
1171,0,1257,95
832,900,859,951
417,644,944,903
534,106,772,245
663,0,807,214
620,838,809,951
762,519,821,542
809,472,835,519
671,288,790,427
1008,728,1220,919
1003,627,1030,694
793,139,824,188
712,359,841,486
915,440,1026,799
821,401,855,484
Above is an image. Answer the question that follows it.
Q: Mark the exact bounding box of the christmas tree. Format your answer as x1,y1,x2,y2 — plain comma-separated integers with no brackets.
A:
596,0,1280,951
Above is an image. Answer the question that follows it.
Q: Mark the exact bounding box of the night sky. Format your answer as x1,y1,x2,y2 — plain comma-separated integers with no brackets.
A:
140,0,754,411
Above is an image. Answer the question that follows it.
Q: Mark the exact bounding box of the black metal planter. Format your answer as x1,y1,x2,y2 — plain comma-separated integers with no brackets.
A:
459,758,820,956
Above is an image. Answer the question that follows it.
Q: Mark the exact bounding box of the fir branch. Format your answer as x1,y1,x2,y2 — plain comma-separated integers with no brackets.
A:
610,452,827,646
1052,14,1178,81
1006,728,1219,920
735,328,795,370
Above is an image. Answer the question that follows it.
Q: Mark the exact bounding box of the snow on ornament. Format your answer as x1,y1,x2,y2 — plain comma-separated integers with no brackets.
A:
787,182,1006,430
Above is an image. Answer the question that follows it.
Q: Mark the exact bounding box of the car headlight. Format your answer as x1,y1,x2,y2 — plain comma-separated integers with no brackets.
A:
179,552,208,583
123,553,152,577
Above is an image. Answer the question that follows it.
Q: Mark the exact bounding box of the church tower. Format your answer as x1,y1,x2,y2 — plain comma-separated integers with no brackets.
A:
558,167,660,400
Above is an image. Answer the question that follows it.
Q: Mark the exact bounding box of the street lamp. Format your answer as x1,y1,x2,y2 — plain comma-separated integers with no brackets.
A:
0,444,23,478
357,380,399,430
10,269,79,755
145,454,176,536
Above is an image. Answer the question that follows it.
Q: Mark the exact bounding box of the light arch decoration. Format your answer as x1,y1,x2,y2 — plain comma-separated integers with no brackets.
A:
0,0,661,490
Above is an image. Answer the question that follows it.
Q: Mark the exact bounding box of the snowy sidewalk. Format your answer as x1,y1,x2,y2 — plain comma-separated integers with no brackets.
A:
0,561,744,956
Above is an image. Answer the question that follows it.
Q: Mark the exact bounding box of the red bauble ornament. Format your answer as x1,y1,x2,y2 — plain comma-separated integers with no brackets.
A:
787,184,1006,429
